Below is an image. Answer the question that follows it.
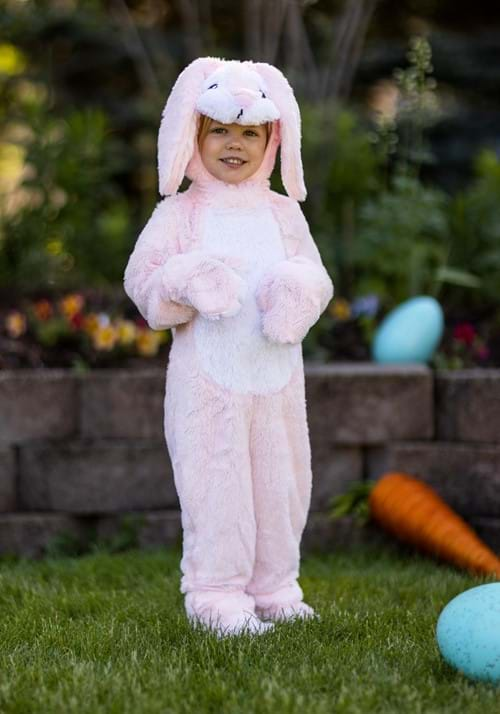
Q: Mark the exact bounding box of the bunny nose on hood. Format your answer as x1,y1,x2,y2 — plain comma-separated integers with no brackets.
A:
233,88,260,108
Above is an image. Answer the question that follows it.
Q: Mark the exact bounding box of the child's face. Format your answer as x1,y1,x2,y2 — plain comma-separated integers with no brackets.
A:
199,120,267,185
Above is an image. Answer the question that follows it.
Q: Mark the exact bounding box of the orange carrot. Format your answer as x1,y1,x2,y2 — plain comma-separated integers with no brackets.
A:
369,472,500,578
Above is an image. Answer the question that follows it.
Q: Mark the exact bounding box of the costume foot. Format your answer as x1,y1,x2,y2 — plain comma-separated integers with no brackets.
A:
256,601,319,622
189,611,274,638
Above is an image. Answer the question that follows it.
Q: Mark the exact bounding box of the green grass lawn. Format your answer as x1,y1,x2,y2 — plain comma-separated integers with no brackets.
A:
0,544,499,714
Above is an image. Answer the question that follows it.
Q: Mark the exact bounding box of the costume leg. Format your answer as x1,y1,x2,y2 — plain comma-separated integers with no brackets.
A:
164,347,272,636
246,362,316,620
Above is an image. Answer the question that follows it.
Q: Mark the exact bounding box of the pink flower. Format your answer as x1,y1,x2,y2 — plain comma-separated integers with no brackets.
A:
453,322,476,346
475,344,490,361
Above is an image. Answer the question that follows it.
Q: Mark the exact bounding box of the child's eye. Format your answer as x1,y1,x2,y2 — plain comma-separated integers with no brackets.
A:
244,130,258,137
211,127,226,134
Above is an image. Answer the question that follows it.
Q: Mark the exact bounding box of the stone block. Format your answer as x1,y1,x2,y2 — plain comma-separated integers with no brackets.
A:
367,441,500,518
0,446,16,511
436,369,500,443
96,510,182,549
469,517,500,554
80,369,165,440
0,370,77,445
302,513,393,553
310,445,362,511
95,511,393,556
18,439,178,513
302,513,500,558
305,363,433,445
0,513,86,558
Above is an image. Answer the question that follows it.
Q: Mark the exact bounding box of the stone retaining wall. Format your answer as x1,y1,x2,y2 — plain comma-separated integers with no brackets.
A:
0,365,499,558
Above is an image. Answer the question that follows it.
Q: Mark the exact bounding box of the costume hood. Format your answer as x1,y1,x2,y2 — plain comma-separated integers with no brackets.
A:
157,58,306,201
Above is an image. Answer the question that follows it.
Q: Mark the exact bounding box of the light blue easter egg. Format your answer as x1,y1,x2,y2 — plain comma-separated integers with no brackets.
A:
436,583,500,684
372,296,444,363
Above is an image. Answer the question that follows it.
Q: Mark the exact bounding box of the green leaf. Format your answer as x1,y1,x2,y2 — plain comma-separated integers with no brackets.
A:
34,317,73,347
435,266,481,288
329,481,375,526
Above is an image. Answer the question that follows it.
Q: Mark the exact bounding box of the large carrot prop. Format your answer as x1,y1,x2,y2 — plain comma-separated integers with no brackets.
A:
330,472,500,578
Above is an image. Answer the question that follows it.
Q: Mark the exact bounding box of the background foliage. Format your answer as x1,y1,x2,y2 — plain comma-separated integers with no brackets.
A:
1,0,500,366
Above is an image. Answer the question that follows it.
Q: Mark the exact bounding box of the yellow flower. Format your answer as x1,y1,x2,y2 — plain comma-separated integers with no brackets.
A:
0,142,25,192
5,310,27,338
0,44,26,76
82,313,100,337
46,239,63,256
136,329,161,356
329,298,351,321
116,319,137,346
60,293,85,319
92,324,118,352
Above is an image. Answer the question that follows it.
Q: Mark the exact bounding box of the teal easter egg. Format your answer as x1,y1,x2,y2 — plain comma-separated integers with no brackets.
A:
372,296,444,363
436,583,500,684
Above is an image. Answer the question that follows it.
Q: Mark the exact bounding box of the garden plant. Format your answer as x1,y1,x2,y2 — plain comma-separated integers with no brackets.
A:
1,6,499,368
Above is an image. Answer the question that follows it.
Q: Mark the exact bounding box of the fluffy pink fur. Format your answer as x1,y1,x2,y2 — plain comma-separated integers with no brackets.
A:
255,200,333,344
158,57,221,196
124,58,334,637
123,196,196,330
164,341,313,630
253,62,306,201
161,250,247,320
257,257,327,344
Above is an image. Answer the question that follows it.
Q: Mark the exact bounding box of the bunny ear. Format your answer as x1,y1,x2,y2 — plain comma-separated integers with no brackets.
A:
158,57,222,196
252,62,306,201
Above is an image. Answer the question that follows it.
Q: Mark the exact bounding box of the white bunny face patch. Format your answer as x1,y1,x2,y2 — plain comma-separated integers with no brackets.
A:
195,63,281,126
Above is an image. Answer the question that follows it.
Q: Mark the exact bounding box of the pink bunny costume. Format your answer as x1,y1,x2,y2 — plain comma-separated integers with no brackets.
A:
124,58,334,637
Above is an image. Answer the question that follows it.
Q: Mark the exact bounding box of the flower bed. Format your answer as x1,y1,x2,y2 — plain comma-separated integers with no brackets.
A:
0,289,170,370
1,289,498,370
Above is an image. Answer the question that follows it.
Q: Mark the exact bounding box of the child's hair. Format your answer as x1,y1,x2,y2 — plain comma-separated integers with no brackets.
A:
197,113,272,147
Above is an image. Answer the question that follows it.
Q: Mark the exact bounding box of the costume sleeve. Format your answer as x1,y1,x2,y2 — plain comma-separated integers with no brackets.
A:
123,197,196,331
256,196,335,346
288,201,334,314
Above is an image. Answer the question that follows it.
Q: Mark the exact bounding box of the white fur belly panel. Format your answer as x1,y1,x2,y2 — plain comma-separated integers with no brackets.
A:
193,206,300,394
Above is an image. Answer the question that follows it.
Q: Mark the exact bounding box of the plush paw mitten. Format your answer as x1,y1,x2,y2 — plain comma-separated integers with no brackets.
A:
162,250,247,320
256,256,330,344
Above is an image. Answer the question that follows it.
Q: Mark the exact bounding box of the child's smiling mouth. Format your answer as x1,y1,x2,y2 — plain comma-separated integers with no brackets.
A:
220,156,247,168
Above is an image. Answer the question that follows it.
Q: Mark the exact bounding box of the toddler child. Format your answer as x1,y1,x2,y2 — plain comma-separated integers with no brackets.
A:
124,58,334,638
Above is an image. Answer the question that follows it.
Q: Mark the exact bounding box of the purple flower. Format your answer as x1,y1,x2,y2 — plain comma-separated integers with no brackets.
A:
351,294,380,318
